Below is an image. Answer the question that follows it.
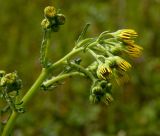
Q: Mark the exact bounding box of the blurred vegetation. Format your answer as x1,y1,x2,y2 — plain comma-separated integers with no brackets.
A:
0,0,160,136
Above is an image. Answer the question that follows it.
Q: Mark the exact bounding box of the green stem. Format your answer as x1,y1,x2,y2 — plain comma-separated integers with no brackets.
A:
42,72,84,88
69,62,96,82
40,29,51,67
2,68,48,136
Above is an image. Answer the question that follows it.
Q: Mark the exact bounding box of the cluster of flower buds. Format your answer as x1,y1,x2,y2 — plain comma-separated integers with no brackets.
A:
41,6,65,32
81,29,143,105
0,70,23,112
0,71,22,93
89,80,113,105
38,8,143,106
102,29,143,58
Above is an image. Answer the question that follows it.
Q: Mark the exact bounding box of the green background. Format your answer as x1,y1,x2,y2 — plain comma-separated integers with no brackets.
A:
0,0,160,136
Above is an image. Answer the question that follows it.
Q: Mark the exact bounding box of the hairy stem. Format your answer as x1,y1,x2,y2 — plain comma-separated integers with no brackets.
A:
42,72,84,88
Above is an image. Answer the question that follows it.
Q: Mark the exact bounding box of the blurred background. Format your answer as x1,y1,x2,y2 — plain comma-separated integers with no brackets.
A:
0,0,160,136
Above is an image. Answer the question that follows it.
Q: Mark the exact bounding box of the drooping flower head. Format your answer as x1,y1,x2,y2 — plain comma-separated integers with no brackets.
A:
96,63,112,80
114,56,131,72
123,42,143,58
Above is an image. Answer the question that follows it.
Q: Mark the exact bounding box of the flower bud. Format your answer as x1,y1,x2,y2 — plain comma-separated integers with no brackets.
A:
55,14,66,25
1,73,17,86
0,70,6,77
107,83,112,91
89,94,100,104
103,93,114,105
41,19,51,29
91,86,103,95
99,80,108,88
111,29,138,40
44,6,56,19
0,72,22,92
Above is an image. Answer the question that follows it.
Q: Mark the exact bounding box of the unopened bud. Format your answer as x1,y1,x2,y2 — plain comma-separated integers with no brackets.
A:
41,19,51,29
91,86,103,95
0,70,6,77
55,14,66,25
89,94,100,104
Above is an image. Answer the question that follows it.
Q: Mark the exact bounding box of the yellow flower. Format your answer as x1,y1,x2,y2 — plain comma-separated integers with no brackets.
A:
118,29,138,40
44,6,56,18
115,56,131,72
111,29,138,41
124,43,143,58
97,63,112,80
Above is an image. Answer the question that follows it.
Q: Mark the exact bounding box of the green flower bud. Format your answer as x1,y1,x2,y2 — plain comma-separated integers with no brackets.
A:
89,94,100,104
91,86,103,95
106,83,112,91
0,70,6,77
103,93,114,105
44,6,56,19
55,14,66,25
99,80,108,88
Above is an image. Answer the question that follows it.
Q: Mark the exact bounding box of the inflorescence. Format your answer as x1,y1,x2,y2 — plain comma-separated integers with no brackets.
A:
39,6,143,105
0,6,143,111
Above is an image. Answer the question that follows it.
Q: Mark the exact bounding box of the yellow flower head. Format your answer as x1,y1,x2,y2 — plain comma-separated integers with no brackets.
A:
111,29,138,41
118,29,138,40
114,56,131,72
44,6,56,18
124,43,143,58
97,63,112,80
